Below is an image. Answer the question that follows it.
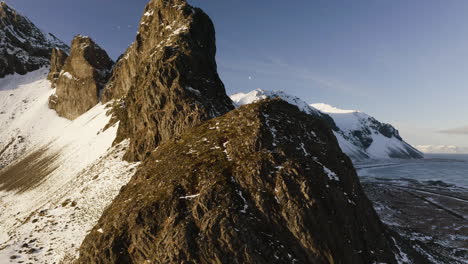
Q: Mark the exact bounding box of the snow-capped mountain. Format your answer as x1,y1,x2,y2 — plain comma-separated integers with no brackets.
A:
0,2,69,78
231,89,423,160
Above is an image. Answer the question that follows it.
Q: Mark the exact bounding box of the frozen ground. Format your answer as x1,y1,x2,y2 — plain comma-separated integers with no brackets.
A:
358,158,468,264
0,69,139,263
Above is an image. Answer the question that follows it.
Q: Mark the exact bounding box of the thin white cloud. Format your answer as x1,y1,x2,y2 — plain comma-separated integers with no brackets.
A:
439,126,468,135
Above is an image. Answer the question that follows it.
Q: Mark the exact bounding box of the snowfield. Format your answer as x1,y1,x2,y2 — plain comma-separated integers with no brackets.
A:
231,89,423,161
0,68,139,263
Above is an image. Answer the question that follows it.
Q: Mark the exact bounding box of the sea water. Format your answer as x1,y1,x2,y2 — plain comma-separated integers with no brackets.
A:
356,154,468,188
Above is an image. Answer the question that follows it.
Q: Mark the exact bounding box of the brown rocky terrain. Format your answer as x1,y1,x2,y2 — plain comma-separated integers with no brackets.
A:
106,0,234,161
78,99,400,264
49,35,113,120
0,2,69,77
47,47,68,87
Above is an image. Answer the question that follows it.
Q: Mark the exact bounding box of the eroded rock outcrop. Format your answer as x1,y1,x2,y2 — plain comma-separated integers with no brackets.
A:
49,35,113,120
0,2,69,77
106,0,234,161
47,47,68,87
78,99,399,264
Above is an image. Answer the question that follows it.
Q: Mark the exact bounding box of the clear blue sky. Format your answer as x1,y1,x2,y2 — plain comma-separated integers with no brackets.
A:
5,0,468,148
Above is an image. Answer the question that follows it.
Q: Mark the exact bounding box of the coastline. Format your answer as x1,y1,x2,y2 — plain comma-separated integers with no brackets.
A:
358,157,468,263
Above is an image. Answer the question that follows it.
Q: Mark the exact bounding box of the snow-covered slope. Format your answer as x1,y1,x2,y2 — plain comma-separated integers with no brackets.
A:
313,103,423,160
231,89,423,161
0,68,138,263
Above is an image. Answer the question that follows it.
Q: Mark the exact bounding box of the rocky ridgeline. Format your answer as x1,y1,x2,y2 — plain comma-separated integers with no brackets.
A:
48,35,113,120
106,0,234,161
78,99,399,264
0,2,69,78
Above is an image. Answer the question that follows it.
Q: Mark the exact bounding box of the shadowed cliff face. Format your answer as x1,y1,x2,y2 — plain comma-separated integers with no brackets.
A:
0,2,69,77
78,99,398,264
47,47,68,87
48,35,113,120
105,0,234,161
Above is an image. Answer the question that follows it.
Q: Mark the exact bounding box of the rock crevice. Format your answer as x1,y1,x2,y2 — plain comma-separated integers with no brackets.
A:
47,48,68,87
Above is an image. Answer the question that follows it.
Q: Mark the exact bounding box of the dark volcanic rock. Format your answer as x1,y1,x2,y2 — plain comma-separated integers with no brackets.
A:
78,99,399,264
47,47,68,87
107,0,234,161
0,2,69,78
49,35,113,120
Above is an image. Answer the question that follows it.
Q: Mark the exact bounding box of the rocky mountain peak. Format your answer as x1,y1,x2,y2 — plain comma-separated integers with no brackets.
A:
0,2,69,77
78,99,398,263
106,0,234,161
0,2,19,20
135,0,198,52
102,0,221,102
48,35,113,120
70,35,113,71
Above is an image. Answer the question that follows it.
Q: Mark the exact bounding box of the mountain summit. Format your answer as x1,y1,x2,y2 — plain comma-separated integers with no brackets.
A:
49,35,113,120
78,99,400,264
106,0,234,161
0,2,69,77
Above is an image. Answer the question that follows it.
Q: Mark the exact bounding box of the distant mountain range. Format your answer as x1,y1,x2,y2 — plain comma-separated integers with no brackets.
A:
231,89,423,161
416,145,468,154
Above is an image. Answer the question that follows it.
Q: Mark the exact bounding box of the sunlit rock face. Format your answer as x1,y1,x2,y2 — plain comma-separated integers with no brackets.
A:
49,35,113,120
78,99,399,264
104,0,234,161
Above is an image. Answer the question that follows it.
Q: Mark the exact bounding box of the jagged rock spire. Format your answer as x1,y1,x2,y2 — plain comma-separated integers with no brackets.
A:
106,0,234,161
49,35,113,120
